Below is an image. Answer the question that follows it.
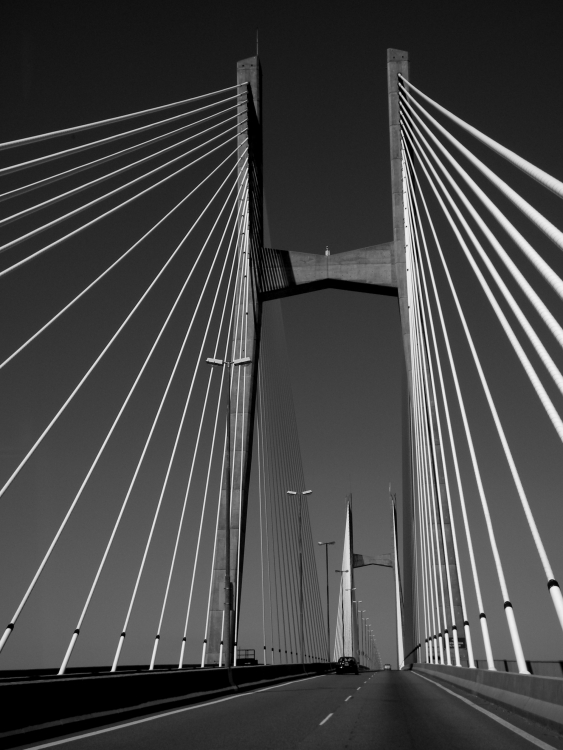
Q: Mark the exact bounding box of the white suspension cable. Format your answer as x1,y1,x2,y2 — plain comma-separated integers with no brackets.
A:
0,123,243,255
225,178,251,665
0,85,244,150
413,271,452,665
58,174,245,675
0,135,247,280
413,371,434,662
407,177,440,663
398,91,563,303
409,185,460,666
258,396,267,666
0,97,240,180
403,120,563,640
198,409,228,669
399,76,563,200
0,146,245,511
402,106,563,390
405,112,563,372
404,132,529,674
405,179,433,663
199,197,249,668
404,106,563,432
404,149,495,669
258,359,276,664
413,489,430,663
412,418,430,664
0,152,245,656
179,241,245,670
404,158,475,668
400,85,563,252
402,115,563,380
413,363,440,662
414,331,447,664
233,199,252,663
148,186,245,671
0,116,239,230
0,145,242,374
110,182,247,673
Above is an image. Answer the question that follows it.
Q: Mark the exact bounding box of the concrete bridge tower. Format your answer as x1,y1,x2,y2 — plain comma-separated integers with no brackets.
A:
204,49,465,667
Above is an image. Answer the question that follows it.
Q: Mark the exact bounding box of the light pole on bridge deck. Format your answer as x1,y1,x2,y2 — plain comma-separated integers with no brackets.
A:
318,541,335,664
353,600,362,665
206,355,251,680
357,606,365,667
335,570,348,658
286,489,312,668
346,587,356,660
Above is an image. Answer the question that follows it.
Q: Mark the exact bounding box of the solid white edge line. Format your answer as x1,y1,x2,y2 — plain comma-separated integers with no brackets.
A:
413,671,558,750
319,713,333,726
25,674,323,749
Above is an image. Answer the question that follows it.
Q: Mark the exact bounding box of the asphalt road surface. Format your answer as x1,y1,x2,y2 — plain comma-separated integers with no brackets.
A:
24,670,563,750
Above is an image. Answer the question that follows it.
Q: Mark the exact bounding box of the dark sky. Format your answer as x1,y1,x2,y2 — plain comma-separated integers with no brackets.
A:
1,0,563,671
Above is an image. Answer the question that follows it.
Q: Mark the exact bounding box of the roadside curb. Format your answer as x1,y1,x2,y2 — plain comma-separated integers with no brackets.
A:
414,664,563,734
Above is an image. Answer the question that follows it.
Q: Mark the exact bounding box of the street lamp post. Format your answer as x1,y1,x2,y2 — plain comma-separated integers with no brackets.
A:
206,355,251,680
335,570,348,658
358,607,364,666
318,541,335,663
353,601,362,665
357,603,363,666
346,587,356,661
286,489,312,667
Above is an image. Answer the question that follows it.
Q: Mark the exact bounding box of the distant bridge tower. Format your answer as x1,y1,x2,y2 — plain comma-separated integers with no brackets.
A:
333,497,361,662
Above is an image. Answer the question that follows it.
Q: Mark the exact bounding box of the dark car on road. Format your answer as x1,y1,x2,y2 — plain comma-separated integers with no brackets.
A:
336,656,359,675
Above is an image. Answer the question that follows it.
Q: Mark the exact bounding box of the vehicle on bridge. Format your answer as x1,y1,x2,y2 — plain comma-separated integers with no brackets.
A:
336,657,360,675
237,649,258,666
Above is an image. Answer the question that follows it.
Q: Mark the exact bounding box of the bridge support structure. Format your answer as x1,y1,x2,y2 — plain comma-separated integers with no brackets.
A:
205,49,465,667
204,55,263,666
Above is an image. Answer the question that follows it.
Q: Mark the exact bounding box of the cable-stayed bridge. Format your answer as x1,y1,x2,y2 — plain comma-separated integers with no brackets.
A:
1,48,563,748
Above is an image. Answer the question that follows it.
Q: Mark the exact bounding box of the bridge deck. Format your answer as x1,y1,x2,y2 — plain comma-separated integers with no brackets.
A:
29,670,563,750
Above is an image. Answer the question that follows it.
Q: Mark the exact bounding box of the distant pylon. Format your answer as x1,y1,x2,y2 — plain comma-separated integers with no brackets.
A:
333,496,359,662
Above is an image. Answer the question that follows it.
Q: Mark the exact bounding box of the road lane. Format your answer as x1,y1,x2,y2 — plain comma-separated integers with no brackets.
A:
23,670,563,750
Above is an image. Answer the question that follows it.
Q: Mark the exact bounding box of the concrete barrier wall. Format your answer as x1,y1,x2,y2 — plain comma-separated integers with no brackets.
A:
414,663,563,732
0,663,331,747
470,660,563,677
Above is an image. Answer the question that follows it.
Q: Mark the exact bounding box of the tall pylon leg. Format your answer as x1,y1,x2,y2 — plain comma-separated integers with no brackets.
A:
205,55,263,666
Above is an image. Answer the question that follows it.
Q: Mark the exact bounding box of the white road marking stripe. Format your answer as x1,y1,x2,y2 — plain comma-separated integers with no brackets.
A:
356,687,361,690
319,713,333,726
413,671,558,750
24,674,323,749
345,696,352,702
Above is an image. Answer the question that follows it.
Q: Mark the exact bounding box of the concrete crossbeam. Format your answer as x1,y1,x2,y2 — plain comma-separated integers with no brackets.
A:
256,243,397,300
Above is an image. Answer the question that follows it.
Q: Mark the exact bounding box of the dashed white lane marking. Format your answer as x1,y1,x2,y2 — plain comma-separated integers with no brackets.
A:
413,671,557,750
319,713,333,726
345,696,352,702
356,687,361,690
25,674,324,749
